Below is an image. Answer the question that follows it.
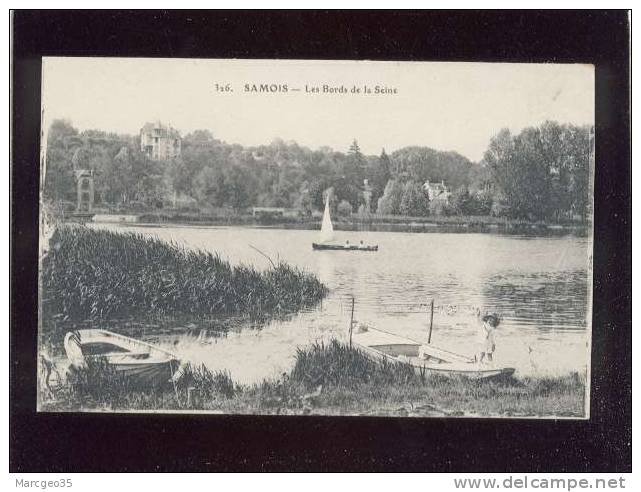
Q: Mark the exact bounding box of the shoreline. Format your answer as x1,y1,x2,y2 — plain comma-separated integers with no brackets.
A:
40,340,587,418
76,212,590,235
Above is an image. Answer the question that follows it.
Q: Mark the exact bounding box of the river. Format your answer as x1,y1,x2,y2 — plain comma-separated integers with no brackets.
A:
87,223,592,384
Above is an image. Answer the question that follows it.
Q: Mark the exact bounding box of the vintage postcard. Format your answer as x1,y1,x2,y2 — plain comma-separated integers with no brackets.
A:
37,57,594,418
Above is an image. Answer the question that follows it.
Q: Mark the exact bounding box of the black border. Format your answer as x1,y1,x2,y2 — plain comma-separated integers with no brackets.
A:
10,10,631,472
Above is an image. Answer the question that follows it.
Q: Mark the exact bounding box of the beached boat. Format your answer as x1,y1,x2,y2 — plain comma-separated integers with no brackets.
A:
312,195,378,251
352,326,515,380
64,329,184,386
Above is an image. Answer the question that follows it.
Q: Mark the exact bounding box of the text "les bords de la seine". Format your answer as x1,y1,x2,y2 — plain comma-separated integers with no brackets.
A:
213,83,398,95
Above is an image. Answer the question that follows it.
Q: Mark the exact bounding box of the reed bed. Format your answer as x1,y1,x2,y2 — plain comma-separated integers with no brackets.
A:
41,226,328,322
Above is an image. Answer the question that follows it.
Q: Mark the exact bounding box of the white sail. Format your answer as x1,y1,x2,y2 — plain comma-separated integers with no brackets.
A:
319,196,335,243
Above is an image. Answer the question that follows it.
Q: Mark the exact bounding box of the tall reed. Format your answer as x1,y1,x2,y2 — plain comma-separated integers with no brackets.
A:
41,226,328,322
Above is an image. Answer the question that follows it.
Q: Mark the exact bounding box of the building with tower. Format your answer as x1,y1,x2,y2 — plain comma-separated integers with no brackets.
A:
140,121,181,160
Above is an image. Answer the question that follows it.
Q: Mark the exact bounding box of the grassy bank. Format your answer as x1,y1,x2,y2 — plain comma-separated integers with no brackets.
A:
41,226,328,324
42,340,586,418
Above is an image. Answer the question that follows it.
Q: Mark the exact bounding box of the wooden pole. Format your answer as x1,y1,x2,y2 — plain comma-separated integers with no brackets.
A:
427,298,434,344
349,296,355,348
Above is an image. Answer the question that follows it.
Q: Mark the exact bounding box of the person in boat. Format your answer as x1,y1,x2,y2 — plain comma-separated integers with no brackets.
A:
358,240,366,249
476,312,500,363
344,240,351,249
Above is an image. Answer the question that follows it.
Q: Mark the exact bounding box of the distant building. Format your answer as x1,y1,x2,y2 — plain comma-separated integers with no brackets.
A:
423,180,451,203
140,121,181,160
75,169,94,212
252,207,285,218
252,207,300,219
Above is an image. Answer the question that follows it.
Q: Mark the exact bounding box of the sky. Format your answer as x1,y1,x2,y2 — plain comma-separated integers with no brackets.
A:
41,57,594,162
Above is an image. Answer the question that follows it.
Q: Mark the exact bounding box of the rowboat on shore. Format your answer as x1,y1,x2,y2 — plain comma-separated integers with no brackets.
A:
352,326,515,380
64,329,185,386
313,195,378,252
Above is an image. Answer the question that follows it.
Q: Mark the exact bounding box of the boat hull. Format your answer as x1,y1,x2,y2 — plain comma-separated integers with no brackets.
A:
312,243,378,251
352,327,515,381
109,359,177,387
64,329,181,387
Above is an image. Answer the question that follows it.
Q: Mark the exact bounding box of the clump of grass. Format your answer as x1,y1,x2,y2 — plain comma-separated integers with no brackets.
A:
290,339,418,389
41,225,328,323
285,341,586,417
180,364,237,399
54,360,239,411
64,357,132,408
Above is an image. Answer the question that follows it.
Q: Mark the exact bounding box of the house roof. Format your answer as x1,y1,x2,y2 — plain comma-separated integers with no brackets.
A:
140,122,180,138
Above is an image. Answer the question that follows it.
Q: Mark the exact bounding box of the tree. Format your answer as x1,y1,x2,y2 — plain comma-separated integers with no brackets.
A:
43,145,75,202
483,123,593,221
346,139,366,187
390,146,473,190
337,199,353,216
368,148,392,212
43,119,80,202
47,119,78,143
224,165,252,211
41,117,592,223
308,178,333,210
483,128,515,214
564,125,592,222
294,180,313,216
399,181,429,216
474,190,494,216
377,179,404,215
193,166,227,208
332,176,361,209
184,129,215,145
104,145,161,205
451,186,474,215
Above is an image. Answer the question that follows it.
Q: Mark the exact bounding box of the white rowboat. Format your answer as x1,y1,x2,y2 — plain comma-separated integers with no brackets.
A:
64,329,184,386
352,327,515,380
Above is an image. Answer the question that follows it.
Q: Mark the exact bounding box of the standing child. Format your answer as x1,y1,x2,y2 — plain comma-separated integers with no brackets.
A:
476,311,500,363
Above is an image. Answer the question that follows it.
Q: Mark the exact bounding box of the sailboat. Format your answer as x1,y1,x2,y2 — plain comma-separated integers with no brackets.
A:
312,196,378,251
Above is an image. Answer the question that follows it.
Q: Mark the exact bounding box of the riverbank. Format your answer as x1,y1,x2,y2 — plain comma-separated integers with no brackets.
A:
41,340,586,418
41,226,328,330
81,211,589,235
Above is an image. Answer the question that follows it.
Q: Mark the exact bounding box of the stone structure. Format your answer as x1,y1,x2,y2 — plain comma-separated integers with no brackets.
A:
362,179,373,215
75,169,94,212
140,121,181,160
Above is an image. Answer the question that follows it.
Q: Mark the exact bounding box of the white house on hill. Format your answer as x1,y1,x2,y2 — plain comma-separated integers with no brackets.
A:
423,180,451,203
140,121,181,160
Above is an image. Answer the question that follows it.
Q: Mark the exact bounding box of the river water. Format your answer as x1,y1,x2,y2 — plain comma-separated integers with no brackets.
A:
88,223,592,384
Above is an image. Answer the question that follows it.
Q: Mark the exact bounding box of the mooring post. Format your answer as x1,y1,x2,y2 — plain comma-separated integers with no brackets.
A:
428,298,435,344
349,296,355,348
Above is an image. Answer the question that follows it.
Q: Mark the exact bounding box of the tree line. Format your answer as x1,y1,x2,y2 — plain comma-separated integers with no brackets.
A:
43,119,593,222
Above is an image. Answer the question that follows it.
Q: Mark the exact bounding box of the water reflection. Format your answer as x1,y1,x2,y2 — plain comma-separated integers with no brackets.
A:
482,270,589,331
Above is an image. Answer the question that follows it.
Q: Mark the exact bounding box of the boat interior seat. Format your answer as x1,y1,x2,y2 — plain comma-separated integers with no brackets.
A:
92,351,151,359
